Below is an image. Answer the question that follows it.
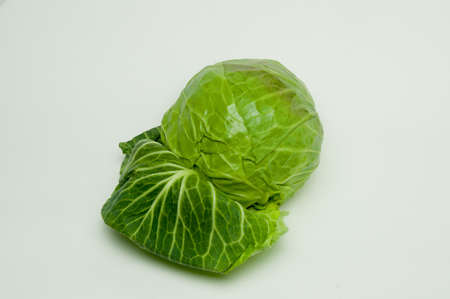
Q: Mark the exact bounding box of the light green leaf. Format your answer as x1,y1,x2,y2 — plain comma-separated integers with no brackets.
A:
161,59,323,207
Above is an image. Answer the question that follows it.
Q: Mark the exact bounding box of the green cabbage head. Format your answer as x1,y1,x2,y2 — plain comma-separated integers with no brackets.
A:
102,59,323,273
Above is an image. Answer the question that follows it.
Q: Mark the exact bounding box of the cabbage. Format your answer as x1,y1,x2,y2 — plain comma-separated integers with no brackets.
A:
101,59,323,273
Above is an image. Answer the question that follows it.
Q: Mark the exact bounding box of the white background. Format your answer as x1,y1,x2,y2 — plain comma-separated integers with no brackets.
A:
1,0,450,298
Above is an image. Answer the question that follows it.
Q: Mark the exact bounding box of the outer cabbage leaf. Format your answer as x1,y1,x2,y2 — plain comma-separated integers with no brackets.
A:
161,59,323,208
118,126,162,176
102,134,287,273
